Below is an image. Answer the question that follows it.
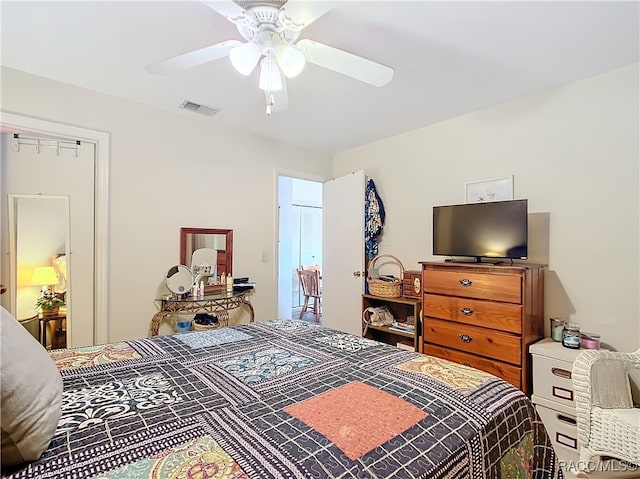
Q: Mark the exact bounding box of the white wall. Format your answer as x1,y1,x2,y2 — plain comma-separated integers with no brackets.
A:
293,179,323,208
3,64,638,352
333,63,639,354
1,66,332,341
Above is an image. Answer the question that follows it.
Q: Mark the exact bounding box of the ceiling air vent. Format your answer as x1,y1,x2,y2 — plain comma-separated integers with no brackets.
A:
179,100,219,117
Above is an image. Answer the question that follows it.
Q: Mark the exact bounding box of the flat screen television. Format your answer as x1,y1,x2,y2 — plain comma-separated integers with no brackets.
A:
432,199,528,263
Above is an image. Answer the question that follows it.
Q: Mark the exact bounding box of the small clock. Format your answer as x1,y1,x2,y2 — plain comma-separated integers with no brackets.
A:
413,277,421,295
402,270,422,298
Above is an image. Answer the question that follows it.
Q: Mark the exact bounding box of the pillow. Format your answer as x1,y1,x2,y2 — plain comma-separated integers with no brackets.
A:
1,306,63,467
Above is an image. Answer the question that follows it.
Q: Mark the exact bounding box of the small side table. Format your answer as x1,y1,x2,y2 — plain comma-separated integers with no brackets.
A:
40,313,67,350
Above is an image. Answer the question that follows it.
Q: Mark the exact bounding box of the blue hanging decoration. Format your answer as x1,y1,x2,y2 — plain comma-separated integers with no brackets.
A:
364,178,386,260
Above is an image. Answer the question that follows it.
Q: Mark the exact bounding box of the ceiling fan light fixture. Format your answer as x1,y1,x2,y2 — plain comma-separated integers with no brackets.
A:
229,41,262,76
258,54,282,91
275,43,305,78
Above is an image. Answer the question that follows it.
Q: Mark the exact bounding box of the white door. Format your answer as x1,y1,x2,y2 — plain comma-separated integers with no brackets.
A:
1,134,95,347
322,170,365,336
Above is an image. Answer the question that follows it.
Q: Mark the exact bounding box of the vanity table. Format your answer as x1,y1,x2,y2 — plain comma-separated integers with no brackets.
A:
151,226,254,336
150,290,254,336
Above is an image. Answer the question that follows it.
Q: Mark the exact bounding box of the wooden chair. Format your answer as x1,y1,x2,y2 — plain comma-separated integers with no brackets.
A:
302,264,321,273
297,268,321,322
302,264,322,293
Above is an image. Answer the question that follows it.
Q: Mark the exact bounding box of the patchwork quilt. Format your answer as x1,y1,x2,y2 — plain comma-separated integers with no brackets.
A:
3,320,561,478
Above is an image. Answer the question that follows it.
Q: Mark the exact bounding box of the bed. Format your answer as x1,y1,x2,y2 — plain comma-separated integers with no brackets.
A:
2,317,561,478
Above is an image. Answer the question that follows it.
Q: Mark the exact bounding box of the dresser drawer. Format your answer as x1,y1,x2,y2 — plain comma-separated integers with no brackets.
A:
424,269,522,304
424,344,521,389
424,318,522,365
532,353,576,408
424,293,522,333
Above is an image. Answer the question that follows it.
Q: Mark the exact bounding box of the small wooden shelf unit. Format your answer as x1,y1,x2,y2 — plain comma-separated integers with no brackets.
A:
420,261,545,395
362,294,422,352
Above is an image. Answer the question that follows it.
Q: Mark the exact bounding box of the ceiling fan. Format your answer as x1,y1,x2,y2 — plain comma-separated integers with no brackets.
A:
145,0,394,114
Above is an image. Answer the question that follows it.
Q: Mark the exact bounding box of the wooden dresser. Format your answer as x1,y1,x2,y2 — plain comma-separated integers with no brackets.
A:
420,261,544,395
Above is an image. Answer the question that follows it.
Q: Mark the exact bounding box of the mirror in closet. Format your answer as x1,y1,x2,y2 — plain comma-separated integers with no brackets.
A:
7,194,70,349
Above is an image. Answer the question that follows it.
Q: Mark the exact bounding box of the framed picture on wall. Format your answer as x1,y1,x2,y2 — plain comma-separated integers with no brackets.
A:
465,176,514,203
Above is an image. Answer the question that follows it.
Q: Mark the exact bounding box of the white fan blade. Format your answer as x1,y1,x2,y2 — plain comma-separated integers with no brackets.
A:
201,1,247,22
146,40,241,75
297,39,394,87
280,1,336,29
265,80,289,114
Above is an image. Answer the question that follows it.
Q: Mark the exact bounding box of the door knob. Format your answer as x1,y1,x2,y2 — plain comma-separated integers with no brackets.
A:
353,271,362,277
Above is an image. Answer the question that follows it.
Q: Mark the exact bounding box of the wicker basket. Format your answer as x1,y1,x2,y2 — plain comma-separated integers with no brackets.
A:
367,254,404,298
192,321,220,332
192,313,220,331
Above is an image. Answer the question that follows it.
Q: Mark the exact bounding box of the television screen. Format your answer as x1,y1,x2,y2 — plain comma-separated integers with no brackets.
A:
433,199,528,262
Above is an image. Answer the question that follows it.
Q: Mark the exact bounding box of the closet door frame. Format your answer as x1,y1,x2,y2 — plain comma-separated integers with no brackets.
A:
1,111,110,344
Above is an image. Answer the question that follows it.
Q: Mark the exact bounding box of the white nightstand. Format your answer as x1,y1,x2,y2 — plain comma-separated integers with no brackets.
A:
530,339,593,470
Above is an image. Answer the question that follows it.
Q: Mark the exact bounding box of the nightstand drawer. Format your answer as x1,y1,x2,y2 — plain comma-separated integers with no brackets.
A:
532,353,576,408
424,293,522,333
424,344,521,389
424,269,521,303
424,318,521,365
534,400,579,463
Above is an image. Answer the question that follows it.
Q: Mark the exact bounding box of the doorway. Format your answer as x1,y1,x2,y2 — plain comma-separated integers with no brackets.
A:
0,112,110,346
277,175,323,321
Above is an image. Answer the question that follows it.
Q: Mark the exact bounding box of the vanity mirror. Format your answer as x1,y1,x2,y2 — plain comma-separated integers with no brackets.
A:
180,228,233,292
165,265,193,295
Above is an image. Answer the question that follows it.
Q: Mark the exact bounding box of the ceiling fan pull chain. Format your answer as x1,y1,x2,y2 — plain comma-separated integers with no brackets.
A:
265,93,276,116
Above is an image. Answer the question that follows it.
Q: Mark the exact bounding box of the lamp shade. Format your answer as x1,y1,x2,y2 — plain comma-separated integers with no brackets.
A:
30,266,58,286
258,54,282,91
229,41,262,76
275,44,305,78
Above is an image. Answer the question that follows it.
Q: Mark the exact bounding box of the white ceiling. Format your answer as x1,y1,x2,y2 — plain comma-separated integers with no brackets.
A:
1,1,638,153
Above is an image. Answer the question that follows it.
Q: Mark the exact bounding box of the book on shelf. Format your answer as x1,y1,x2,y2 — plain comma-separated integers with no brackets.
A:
388,322,415,334
396,342,414,351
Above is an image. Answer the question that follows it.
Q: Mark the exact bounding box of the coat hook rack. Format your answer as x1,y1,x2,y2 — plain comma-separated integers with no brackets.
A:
13,133,81,157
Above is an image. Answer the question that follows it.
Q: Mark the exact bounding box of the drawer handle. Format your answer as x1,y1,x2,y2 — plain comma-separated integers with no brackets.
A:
552,386,573,401
556,432,577,450
552,367,572,379
460,307,474,316
557,414,577,426
459,278,473,287
459,334,473,343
